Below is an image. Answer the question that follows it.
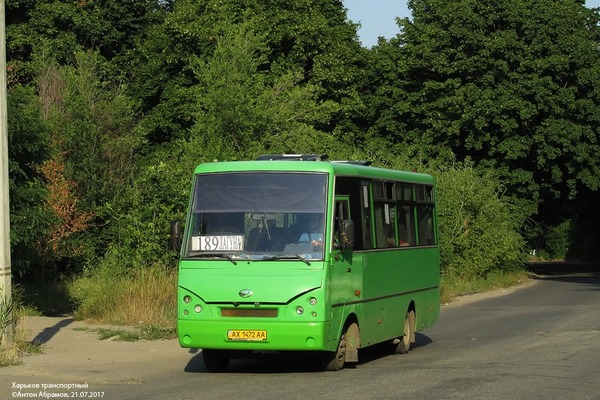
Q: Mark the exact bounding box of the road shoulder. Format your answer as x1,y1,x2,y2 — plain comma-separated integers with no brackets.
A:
1,316,192,397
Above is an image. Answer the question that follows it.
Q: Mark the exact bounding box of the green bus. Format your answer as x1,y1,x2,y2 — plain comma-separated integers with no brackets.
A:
173,154,440,372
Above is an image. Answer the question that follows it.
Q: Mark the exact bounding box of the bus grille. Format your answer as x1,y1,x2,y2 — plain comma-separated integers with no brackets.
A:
221,308,278,318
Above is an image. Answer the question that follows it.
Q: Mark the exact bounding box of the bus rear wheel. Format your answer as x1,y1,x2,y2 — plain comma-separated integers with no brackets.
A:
202,349,230,372
393,310,415,354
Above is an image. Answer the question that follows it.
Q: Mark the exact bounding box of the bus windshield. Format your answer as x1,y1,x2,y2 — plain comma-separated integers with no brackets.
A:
185,172,328,261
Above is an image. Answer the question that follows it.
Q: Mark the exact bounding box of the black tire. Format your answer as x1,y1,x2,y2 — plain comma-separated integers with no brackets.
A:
202,349,230,373
321,328,347,371
393,310,415,354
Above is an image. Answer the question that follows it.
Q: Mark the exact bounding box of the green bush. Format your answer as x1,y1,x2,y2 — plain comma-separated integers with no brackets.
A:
543,221,571,260
434,163,527,279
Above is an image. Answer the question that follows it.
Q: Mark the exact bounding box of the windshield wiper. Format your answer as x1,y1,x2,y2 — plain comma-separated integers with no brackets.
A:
263,255,311,266
187,253,238,265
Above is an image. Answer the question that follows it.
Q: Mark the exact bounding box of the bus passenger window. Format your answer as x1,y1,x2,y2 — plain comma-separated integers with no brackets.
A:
398,205,415,247
384,182,394,200
417,205,435,245
360,181,372,249
375,203,396,248
373,181,383,199
416,185,433,202
396,184,413,201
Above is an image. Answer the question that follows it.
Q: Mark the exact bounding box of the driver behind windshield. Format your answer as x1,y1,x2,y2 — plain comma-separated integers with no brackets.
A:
298,213,324,247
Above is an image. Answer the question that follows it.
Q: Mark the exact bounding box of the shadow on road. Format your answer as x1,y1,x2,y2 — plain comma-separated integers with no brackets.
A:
183,332,434,374
356,332,432,366
31,317,75,345
526,261,600,291
525,260,600,276
184,351,324,374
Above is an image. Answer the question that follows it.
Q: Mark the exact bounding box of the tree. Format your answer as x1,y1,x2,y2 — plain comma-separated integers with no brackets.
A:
372,0,600,242
7,86,52,279
128,0,366,146
188,23,339,161
6,0,165,84
39,157,93,260
37,52,142,272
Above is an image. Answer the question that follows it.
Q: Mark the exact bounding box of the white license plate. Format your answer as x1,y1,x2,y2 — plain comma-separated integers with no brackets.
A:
192,235,244,251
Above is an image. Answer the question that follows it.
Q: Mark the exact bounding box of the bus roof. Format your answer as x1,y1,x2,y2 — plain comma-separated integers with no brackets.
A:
193,159,435,185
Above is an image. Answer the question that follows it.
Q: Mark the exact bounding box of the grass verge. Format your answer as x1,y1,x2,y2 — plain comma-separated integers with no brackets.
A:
69,263,177,330
440,269,530,304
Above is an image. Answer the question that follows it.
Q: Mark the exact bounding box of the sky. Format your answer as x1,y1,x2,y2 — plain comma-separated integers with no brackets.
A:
344,0,600,48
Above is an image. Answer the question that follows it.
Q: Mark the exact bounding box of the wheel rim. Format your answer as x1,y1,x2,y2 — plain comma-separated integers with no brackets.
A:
402,314,411,347
394,311,413,354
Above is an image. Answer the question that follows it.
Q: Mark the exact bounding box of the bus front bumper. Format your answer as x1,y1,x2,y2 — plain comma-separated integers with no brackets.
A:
178,319,331,351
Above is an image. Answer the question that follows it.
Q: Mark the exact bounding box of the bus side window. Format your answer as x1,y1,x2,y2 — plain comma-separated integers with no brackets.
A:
360,182,372,249
417,205,435,245
398,204,415,247
375,203,396,248
334,200,350,249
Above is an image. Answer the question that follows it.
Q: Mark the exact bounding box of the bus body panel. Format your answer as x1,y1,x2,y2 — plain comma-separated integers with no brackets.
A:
359,249,439,347
178,260,324,303
328,247,439,348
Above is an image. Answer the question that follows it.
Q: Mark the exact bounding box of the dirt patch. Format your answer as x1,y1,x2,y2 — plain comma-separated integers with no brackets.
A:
0,316,191,398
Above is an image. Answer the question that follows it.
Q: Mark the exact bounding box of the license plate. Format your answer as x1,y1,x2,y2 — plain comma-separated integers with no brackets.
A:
227,330,267,341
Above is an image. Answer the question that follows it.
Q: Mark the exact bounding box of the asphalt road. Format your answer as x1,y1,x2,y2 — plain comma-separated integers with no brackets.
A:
3,262,600,400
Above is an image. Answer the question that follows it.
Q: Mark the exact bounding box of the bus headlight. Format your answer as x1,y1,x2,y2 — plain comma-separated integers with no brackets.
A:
296,306,304,315
194,305,203,313
183,295,191,304
309,297,317,306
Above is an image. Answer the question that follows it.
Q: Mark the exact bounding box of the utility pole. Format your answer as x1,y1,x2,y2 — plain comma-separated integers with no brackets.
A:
0,0,13,345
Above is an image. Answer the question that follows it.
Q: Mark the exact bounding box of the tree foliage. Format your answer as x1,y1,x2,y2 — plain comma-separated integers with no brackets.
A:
372,0,600,223
36,52,142,273
5,0,600,286
39,157,93,257
6,0,164,83
188,23,339,160
7,86,52,278
127,0,366,145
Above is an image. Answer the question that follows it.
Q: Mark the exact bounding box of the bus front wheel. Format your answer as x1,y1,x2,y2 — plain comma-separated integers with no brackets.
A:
321,329,348,371
321,322,359,371
202,349,230,372
393,310,415,354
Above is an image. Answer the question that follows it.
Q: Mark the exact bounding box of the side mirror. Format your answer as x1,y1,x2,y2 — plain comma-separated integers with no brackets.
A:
170,220,182,253
340,220,355,249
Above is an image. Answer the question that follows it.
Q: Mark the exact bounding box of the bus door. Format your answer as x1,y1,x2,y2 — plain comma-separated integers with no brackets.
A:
329,197,360,341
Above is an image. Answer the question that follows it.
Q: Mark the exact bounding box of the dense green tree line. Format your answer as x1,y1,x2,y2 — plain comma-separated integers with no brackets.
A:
5,0,600,284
